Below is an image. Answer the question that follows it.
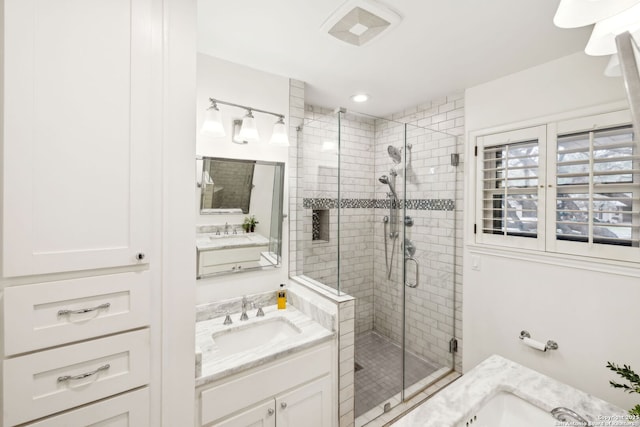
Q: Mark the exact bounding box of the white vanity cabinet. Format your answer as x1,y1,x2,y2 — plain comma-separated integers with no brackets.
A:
198,344,335,427
275,376,333,427
1,0,157,425
213,376,332,427
2,0,154,277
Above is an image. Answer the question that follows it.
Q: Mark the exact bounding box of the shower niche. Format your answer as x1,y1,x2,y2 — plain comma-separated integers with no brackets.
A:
312,209,330,242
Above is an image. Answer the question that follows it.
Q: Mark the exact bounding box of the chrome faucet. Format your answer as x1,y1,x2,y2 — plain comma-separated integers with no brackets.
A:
253,302,264,317
551,407,589,425
240,296,249,321
224,222,230,235
223,311,232,325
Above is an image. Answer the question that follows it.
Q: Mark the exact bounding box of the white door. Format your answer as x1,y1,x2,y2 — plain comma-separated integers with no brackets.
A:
275,376,333,427
2,0,153,276
213,400,275,427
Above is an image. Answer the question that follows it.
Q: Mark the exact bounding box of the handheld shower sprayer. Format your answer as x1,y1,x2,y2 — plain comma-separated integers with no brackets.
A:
378,174,399,202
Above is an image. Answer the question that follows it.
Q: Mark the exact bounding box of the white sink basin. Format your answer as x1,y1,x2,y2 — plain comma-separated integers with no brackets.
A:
212,318,302,356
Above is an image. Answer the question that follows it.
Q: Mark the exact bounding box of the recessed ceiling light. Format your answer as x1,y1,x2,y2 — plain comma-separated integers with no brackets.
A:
351,94,369,103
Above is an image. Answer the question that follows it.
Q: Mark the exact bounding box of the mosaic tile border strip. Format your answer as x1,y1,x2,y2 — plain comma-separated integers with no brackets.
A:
302,198,454,211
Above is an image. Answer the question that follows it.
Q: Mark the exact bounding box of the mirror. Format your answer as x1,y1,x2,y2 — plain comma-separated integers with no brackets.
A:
200,157,256,214
197,157,285,278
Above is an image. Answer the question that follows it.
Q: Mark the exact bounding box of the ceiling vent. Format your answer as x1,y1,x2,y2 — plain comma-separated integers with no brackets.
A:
320,0,402,47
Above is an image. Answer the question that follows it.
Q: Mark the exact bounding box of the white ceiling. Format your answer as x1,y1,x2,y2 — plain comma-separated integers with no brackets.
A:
198,0,592,117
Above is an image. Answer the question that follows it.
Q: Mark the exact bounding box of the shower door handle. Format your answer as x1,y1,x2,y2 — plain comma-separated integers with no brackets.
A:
405,257,419,288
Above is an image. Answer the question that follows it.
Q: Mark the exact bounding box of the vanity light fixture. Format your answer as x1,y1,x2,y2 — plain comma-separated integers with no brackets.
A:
238,109,260,143
201,98,289,146
269,116,290,146
553,0,640,134
200,101,226,137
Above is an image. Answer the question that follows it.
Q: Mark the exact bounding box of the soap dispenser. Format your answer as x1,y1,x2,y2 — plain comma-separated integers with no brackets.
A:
277,284,287,310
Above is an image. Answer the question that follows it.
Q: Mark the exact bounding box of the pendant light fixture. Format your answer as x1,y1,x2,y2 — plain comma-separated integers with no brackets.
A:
553,0,640,29
553,0,640,135
201,98,289,147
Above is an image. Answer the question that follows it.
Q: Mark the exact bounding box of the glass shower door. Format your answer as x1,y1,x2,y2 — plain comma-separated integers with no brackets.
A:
402,122,457,399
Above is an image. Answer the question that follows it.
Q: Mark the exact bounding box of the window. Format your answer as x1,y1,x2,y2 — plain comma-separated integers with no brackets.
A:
476,110,640,261
476,126,547,251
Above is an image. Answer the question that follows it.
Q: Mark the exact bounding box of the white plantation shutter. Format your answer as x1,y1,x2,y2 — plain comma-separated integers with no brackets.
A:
475,109,640,262
476,126,547,250
548,111,640,261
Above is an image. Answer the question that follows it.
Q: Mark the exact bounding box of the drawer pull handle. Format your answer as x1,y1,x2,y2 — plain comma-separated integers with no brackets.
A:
58,303,111,316
57,364,110,383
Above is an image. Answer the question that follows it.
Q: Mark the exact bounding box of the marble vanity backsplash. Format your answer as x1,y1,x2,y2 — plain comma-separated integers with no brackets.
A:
196,291,277,322
196,287,336,331
196,224,243,234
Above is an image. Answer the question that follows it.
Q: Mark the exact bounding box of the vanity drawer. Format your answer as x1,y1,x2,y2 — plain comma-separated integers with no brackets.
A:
4,271,150,356
3,329,150,426
24,387,149,426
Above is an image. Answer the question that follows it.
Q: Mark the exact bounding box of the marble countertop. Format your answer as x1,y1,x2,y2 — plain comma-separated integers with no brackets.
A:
195,304,334,387
394,354,631,426
196,232,269,251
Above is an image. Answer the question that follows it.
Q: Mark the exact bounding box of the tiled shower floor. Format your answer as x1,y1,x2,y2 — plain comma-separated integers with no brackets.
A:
354,331,440,418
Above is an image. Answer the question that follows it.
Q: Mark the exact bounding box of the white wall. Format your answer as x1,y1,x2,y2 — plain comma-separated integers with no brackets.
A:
196,54,290,303
160,0,197,424
463,51,639,410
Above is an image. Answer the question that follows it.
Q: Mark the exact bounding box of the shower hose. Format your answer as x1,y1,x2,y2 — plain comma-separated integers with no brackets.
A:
383,219,397,279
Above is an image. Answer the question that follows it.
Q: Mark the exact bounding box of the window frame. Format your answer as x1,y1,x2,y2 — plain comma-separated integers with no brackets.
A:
474,109,639,262
475,125,547,251
546,110,639,262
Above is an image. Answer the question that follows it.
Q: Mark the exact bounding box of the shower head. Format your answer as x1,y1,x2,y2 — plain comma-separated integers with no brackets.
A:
388,145,402,164
378,175,390,184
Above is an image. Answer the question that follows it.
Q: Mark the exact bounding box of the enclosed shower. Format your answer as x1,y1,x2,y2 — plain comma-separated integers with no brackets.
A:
294,104,462,424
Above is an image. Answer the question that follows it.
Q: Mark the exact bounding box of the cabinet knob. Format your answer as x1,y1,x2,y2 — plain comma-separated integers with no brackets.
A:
267,408,275,416
136,252,145,261
280,402,287,409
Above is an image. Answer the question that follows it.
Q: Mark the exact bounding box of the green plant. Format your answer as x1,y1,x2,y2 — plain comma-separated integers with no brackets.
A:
243,215,258,232
607,361,640,417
